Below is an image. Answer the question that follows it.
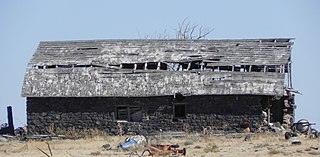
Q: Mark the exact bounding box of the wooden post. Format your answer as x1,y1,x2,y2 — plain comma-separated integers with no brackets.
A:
288,62,292,88
267,98,271,124
267,108,271,124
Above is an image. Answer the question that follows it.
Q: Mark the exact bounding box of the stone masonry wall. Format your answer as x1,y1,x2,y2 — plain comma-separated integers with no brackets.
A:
26,95,268,134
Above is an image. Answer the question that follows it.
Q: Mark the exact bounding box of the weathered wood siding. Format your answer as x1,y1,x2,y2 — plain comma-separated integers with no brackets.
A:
22,69,285,97
22,39,292,97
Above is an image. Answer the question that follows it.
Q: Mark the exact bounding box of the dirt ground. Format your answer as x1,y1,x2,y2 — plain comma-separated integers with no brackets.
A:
0,133,319,157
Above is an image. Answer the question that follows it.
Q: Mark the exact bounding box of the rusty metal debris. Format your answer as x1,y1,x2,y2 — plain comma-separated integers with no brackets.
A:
285,119,319,139
120,134,186,156
37,142,53,157
147,144,186,156
129,144,186,156
310,146,319,150
290,137,301,145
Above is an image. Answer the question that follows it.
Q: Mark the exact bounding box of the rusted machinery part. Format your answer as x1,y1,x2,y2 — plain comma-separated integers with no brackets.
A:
128,149,152,157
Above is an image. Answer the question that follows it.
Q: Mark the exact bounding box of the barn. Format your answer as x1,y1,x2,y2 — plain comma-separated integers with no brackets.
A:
22,39,295,134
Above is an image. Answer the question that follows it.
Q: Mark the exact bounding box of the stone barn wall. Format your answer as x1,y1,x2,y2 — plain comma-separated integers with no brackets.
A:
26,95,276,135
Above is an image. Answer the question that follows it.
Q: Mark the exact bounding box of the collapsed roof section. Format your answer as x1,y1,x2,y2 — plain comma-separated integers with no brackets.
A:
22,39,293,97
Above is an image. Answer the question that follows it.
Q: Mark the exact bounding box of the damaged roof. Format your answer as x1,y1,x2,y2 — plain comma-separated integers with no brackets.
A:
22,39,293,97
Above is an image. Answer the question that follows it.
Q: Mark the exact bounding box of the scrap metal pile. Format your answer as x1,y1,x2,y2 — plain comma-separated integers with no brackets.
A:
119,135,186,156
285,119,319,140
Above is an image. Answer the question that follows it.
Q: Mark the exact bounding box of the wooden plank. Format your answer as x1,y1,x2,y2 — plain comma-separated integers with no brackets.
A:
22,68,285,97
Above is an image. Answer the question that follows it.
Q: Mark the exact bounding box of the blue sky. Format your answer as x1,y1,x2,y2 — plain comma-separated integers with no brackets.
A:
1,0,319,129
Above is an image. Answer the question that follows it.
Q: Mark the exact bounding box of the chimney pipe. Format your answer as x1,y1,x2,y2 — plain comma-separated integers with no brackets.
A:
7,106,14,135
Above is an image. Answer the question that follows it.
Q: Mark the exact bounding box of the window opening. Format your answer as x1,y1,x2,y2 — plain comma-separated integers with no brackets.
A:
116,106,128,120
116,106,142,122
174,103,186,118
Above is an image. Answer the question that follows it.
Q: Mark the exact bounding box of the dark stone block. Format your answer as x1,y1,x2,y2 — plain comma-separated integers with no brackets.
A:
26,95,269,134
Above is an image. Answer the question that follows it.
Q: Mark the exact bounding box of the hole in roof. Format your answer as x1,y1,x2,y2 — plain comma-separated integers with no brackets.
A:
189,55,202,58
57,65,72,68
207,58,220,61
46,65,56,69
146,62,158,69
122,63,135,69
160,62,167,70
76,47,98,51
136,63,145,70
74,65,91,68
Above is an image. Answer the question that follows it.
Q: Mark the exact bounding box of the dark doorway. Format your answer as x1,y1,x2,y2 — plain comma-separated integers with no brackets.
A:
174,103,186,118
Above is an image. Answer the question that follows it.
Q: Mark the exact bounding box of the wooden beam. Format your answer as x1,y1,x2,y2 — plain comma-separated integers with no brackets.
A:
288,62,292,88
134,64,137,70
144,63,147,70
187,62,191,70
157,62,161,70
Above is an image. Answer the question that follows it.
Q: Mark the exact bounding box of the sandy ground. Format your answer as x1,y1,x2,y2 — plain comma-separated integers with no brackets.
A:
0,133,319,157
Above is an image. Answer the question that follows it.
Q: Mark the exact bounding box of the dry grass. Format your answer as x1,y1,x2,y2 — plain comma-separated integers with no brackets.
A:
268,149,282,155
203,143,219,153
184,140,194,146
0,133,319,157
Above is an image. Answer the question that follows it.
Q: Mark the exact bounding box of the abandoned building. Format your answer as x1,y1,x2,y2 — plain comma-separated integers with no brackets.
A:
21,39,296,134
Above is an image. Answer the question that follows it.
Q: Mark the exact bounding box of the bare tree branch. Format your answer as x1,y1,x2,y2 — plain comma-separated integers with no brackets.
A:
138,17,213,40
176,17,213,39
